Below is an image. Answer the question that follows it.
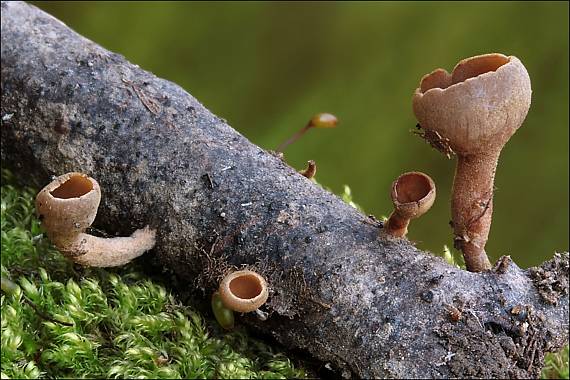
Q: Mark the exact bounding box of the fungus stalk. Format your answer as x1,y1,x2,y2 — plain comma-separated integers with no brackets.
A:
36,172,156,267
452,152,500,271
383,171,436,238
413,53,531,272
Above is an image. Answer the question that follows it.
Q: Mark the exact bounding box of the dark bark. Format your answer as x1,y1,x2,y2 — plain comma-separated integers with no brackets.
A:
1,2,568,378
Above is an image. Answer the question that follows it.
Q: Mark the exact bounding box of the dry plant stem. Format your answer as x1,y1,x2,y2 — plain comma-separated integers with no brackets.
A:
22,295,74,326
276,124,310,152
1,275,74,326
276,113,337,152
1,4,567,378
452,153,500,271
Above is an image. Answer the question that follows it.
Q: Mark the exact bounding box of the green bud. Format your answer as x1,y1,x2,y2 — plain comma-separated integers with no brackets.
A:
211,292,234,330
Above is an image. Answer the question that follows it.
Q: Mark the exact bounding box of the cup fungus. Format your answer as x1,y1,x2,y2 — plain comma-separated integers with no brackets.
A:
219,270,269,313
276,113,338,152
383,171,436,238
412,53,531,272
35,172,156,267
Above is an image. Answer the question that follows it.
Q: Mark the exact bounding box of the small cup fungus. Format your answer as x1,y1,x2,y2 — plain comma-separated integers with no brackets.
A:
412,53,532,272
218,270,269,313
35,172,156,267
383,171,436,238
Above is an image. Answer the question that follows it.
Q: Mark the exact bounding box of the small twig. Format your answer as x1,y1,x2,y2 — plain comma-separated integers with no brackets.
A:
2,275,74,327
24,298,75,327
121,78,161,115
132,84,162,115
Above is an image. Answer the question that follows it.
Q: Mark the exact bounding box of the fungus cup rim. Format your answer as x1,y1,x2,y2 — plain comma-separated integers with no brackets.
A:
43,172,100,201
219,270,269,313
415,53,513,96
390,171,436,219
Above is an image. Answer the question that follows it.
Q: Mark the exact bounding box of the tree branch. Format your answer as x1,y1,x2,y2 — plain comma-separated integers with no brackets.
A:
1,2,568,378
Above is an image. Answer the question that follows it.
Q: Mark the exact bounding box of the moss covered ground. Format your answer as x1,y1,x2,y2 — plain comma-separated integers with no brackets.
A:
1,169,567,379
1,169,305,379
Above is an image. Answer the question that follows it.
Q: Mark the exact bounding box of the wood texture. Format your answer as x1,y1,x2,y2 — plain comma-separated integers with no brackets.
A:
1,2,568,378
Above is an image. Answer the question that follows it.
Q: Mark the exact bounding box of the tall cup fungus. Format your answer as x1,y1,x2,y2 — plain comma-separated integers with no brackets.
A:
413,53,532,272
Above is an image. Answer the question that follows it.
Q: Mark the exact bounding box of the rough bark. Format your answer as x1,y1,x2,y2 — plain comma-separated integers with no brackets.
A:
1,2,568,378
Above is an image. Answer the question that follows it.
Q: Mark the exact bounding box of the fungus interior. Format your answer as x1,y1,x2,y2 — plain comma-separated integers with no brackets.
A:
229,274,263,299
420,69,452,93
50,175,93,199
451,54,509,85
395,173,432,204
420,54,510,93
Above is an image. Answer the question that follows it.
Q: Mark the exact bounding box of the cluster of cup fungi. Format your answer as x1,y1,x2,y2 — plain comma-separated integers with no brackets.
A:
35,52,531,330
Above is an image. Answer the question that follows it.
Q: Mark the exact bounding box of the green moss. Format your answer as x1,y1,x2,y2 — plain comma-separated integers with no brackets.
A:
337,181,569,379
1,169,567,379
1,169,305,379
543,346,569,380
441,245,465,269
339,185,364,212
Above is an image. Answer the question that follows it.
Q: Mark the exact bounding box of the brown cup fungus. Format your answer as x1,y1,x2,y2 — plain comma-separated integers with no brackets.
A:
35,172,156,267
412,53,532,272
384,172,436,238
219,270,269,313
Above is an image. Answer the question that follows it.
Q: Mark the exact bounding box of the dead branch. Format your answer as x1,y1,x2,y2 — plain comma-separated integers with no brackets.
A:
1,2,568,378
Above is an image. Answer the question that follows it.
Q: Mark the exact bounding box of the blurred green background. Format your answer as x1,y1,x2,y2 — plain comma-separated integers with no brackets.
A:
33,1,569,268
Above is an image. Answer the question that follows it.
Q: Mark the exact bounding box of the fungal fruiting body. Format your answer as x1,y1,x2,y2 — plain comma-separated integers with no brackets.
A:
383,171,436,238
35,172,156,267
276,113,338,152
413,53,531,272
218,270,269,313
